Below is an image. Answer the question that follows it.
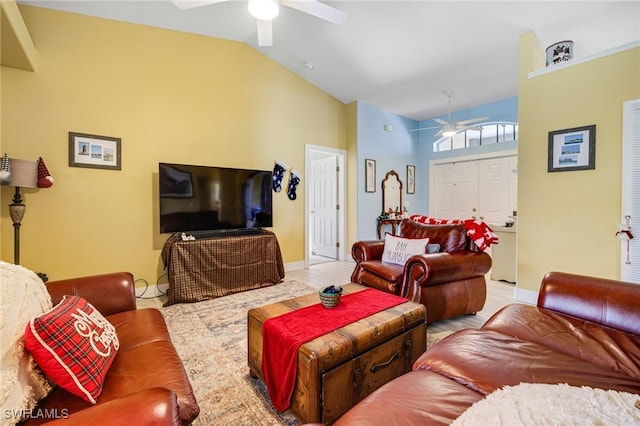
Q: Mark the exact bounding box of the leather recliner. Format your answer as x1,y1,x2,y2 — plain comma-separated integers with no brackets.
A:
351,219,492,323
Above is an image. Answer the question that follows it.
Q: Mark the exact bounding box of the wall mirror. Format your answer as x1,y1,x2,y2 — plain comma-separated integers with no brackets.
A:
382,170,403,214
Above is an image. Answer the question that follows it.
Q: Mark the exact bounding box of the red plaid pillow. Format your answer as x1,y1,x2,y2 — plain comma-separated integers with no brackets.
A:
23,295,119,403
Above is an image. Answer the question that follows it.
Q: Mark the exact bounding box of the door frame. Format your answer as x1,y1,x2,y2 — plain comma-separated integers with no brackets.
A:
305,144,347,267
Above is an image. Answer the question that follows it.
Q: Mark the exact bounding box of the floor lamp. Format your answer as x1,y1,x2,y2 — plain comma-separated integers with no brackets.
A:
7,158,38,265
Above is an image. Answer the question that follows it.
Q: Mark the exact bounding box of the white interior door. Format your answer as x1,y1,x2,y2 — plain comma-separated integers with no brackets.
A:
621,98,640,283
454,161,478,218
432,162,478,219
478,156,518,224
432,163,456,219
310,155,338,259
507,157,518,217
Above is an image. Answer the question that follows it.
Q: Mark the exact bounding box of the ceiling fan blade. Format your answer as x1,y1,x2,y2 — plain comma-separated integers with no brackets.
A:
456,116,489,126
410,125,442,132
433,118,449,125
170,0,229,10
256,19,273,46
280,0,347,24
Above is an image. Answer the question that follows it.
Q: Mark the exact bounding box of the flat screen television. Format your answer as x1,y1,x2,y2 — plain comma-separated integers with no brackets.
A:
159,162,273,234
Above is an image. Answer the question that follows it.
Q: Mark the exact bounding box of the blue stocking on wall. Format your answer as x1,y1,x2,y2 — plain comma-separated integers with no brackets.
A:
287,169,301,201
272,160,288,193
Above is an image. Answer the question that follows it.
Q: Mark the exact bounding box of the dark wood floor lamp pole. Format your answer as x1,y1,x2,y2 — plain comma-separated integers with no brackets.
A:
9,187,27,264
5,158,38,265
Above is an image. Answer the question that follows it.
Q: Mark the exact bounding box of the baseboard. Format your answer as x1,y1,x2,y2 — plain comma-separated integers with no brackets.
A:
285,261,305,272
135,283,169,299
514,287,538,305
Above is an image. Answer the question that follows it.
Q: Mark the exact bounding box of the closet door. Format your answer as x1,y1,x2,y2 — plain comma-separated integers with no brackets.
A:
621,99,640,283
432,163,456,219
478,157,506,224
454,162,479,218
478,156,518,224
432,162,478,220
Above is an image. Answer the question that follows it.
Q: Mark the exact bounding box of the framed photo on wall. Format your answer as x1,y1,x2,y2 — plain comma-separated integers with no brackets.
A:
406,165,415,194
548,125,595,172
365,159,376,193
69,131,121,170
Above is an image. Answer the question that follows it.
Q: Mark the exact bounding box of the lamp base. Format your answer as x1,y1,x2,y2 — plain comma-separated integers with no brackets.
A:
9,187,25,265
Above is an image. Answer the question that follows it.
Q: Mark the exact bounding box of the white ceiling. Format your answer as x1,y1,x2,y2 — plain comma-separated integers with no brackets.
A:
18,1,640,120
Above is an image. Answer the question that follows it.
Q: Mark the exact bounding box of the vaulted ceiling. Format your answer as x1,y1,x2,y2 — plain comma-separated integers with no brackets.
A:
16,1,640,120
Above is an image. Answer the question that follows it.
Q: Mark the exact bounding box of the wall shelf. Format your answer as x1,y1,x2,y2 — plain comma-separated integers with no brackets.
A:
529,40,639,79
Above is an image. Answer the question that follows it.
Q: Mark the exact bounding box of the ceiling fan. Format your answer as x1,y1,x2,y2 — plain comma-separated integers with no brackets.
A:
412,91,489,137
170,0,347,46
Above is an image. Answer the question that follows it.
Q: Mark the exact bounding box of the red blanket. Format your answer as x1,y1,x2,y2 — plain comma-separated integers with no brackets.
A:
261,288,406,412
410,214,499,251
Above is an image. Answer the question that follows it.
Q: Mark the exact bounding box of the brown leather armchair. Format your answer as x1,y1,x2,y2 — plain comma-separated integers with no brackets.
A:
351,219,492,323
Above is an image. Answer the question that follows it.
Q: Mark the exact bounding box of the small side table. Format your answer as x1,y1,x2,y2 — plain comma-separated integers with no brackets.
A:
377,218,403,239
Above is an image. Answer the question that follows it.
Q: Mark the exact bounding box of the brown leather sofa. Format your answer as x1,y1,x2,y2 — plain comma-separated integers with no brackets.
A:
22,272,199,426
351,219,492,323
328,272,640,425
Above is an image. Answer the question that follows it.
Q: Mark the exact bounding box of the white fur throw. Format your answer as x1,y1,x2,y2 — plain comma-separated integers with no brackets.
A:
453,382,640,425
0,262,53,425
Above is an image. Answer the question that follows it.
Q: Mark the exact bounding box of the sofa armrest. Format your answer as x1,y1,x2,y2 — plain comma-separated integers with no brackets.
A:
538,271,640,335
400,251,492,294
351,240,386,263
351,240,386,283
44,388,180,426
46,272,136,316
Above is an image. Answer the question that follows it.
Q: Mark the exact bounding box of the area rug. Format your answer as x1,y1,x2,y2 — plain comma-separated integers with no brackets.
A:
160,280,451,425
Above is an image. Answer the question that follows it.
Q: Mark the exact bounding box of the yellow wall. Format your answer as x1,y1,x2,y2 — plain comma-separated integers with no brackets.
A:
1,6,347,283
517,32,639,293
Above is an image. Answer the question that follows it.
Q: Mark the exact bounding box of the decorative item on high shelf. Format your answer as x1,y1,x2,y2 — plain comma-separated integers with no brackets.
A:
546,40,574,66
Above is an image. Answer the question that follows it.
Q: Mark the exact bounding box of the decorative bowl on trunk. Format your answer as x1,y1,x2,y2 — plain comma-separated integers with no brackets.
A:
319,285,343,308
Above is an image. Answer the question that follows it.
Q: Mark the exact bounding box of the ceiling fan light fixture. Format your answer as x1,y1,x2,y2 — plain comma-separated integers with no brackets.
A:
442,128,457,137
248,0,279,20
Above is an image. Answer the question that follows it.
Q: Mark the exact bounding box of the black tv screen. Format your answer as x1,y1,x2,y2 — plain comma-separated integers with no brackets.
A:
159,163,273,234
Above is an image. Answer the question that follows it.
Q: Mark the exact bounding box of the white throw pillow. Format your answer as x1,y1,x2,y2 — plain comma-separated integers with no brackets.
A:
381,234,429,266
0,262,53,425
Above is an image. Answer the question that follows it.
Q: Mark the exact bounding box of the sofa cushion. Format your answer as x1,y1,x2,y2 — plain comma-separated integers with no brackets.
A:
0,262,53,425
98,340,200,423
381,233,429,265
413,329,640,395
482,304,640,380
106,308,172,351
24,295,119,404
359,261,404,282
334,370,483,426
397,219,466,252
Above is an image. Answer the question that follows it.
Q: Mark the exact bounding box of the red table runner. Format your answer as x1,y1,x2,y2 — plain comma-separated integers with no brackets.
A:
261,288,407,412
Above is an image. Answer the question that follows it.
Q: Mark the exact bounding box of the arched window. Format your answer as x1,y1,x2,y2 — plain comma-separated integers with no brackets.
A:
434,122,518,152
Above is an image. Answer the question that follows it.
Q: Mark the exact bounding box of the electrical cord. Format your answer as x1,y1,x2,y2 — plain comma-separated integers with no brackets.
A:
135,275,168,299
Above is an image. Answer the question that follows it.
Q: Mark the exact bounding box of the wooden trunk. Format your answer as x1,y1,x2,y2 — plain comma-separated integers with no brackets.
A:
247,283,426,424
